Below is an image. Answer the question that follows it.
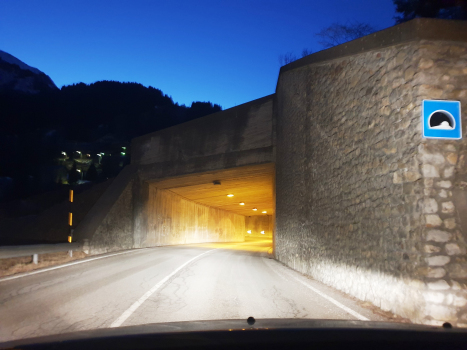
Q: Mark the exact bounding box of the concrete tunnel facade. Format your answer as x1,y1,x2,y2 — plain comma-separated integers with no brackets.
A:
74,19,467,325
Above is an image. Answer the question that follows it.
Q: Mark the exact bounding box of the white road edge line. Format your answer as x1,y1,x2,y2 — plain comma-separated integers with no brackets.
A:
282,268,369,321
110,249,215,328
0,249,148,283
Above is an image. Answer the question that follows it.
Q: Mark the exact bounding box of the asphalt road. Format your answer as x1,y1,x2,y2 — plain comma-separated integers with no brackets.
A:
0,239,387,342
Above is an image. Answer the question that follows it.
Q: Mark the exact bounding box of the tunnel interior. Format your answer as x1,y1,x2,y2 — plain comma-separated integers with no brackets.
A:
146,163,275,245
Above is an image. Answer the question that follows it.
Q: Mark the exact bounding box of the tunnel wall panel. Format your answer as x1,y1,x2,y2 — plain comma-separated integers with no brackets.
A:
275,19,467,325
142,186,245,246
245,215,273,238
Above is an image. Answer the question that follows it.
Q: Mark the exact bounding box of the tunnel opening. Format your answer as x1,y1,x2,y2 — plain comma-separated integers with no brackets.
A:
146,163,275,246
428,110,455,129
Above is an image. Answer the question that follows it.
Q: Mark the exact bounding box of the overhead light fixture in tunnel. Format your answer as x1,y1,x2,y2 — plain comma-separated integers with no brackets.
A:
227,194,234,197
262,211,267,213
261,231,265,234
247,230,251,234
240,202,245,205
252,208,257,211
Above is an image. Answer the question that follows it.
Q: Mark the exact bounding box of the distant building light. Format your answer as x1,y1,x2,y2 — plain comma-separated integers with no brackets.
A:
76,169,81,172
86,154,91,157
227,194,234,197
262,211,267,213
240,202,245,205
247,230,251,234
261,231,265,234
252,208,257,211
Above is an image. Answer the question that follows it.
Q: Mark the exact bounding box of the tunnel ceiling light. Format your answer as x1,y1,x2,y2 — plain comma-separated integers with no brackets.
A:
240,202,245,205
247,230,251,234
252,208,257,211
262,211,267,213
227,194,234,197
261,231,265,234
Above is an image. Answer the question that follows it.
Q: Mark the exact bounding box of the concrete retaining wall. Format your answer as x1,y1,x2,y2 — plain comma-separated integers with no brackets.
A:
131,94,274,167
275,19,467,325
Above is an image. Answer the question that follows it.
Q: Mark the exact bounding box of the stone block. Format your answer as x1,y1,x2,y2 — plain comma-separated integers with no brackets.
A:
426,229,451,242
426,215,443,227
447,264,467,278
436,181,452,189
419,58,434,69
405,171,421,182
422,164,439,178
423,291,445,304
425,304,456,321
427,279,450,290
426,255,450,266
445,243,463,255
441,201,455,214
419,267,446,278
444,218,456,229
446,153,458,165
443,166,455,178
424,244,441,253
419,147,445,165
422,198,438,213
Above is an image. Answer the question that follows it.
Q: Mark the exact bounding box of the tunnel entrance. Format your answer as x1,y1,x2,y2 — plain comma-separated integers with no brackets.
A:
146,163,275,245
429,111,455,129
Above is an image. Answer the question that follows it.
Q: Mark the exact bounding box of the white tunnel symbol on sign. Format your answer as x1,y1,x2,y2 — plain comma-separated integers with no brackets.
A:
429,110,455,130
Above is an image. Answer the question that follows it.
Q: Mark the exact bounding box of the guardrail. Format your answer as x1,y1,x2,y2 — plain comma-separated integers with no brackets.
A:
0,242,82,264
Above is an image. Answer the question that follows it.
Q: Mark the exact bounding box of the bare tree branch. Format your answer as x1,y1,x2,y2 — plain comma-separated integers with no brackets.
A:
316,22,376,49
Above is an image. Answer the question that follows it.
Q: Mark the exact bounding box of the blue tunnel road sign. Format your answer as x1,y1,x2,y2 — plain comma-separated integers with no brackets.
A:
422,100,462,140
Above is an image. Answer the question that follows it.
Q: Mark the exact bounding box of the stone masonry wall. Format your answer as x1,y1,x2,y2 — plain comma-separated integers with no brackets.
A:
275,40,467,325
143,186,245,246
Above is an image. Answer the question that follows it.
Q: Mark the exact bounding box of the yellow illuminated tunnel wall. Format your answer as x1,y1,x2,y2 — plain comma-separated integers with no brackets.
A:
145,186,245,246
245,215,273,238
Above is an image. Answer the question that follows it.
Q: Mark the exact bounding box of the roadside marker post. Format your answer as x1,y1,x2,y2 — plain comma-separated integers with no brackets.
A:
68,189,73,255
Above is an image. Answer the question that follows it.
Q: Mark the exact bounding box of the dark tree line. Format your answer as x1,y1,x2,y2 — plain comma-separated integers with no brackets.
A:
0,80,221,142
0,80,222,201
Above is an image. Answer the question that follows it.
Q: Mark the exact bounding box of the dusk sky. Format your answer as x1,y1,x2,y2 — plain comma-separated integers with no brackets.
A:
1,0,396,109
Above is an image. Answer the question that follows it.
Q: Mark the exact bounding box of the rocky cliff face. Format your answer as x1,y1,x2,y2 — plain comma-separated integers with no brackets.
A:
0,50,58,94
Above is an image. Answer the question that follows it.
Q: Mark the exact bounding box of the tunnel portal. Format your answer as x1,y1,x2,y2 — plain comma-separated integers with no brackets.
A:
146,163,275,245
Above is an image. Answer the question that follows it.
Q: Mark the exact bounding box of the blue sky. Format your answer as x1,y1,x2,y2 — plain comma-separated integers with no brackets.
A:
0,0,396,109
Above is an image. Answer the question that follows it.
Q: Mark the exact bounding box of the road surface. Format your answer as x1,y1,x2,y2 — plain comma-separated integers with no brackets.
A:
0,239,387,342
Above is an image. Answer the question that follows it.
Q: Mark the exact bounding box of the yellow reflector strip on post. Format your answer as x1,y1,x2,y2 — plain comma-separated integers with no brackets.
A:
69,189,73,203
68,236,72,243
68,212,73,226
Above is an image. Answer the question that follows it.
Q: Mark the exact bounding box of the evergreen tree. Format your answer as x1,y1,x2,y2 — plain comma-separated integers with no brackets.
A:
86,163,98,182
68,162,79,185
393,0,467,23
